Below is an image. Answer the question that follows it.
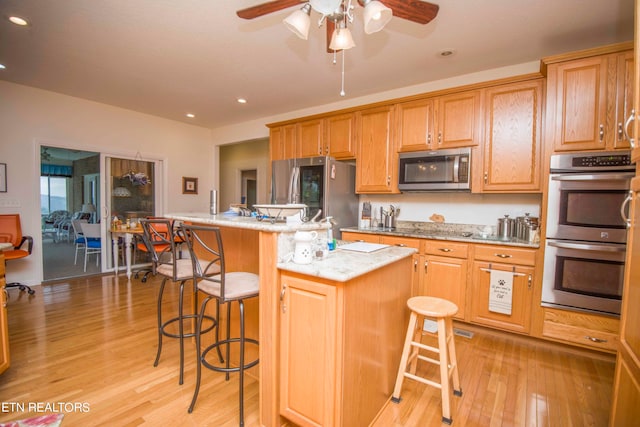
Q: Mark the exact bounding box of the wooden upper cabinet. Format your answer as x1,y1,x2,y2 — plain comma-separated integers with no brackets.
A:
298,118,324,158
270,124,297,161
324,112,356,159
615,50,635,150
480,79,543,192
547,49,634,152
397,90,481,152
355,105,399,193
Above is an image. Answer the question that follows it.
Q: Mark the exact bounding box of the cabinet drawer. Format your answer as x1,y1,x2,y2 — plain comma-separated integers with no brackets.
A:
473,245,536,266
541,308,619,352
424,240,468,258
342,232,380,243
380,236,422,251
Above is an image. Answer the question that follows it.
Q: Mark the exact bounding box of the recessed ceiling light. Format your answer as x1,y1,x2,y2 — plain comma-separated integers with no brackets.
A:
186,113,195,118
438,49,457,58
0,64,5,70
237,98,247,104
8,15,29,26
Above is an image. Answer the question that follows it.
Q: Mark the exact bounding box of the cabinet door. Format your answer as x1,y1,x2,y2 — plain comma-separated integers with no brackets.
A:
549,56,608,151
481,80,543,192
325,113,356,159
298,119,324,158
469,261,534,334
436,90,482,149
610,354,640,427
633,3,640,163
270,125,298,161
0,256,9,375
280,274,337,427
355,105,398,193
615,50,635,150
396,98,435,152
423,255,467,320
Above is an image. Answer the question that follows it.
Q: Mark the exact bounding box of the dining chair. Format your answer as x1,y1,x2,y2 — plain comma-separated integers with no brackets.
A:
71,219,89,265
0,214,35,295
79,223,101,272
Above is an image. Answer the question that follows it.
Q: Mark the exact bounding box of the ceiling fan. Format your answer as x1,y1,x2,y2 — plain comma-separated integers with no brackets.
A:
237,0,439,52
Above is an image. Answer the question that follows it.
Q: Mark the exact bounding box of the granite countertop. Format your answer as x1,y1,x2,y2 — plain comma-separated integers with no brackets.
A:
165,212,330,233
341,224,540,249
278,243,416,282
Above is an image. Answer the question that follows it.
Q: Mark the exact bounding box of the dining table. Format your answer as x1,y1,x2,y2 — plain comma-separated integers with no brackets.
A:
110,225,144,279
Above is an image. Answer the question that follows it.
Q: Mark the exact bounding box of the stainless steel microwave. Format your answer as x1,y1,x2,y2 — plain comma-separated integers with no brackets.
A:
398,147,471,191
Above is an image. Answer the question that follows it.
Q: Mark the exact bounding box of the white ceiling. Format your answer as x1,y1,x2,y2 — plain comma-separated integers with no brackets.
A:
0,0,635,130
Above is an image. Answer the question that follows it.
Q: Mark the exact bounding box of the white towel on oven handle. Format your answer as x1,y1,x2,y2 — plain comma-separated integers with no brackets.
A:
488,269,513,315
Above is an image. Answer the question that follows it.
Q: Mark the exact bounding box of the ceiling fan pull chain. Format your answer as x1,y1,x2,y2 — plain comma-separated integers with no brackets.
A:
340,49,346,96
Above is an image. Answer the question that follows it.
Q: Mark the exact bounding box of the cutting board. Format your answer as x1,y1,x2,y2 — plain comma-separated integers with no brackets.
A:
340,242,390,253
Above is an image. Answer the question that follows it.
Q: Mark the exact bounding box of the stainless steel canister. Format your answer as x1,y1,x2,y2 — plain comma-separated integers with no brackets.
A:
497,215,515,239
515,213,539,241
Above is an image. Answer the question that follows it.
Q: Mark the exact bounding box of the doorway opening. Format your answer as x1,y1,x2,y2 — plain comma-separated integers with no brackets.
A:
241,169,257,210
40,146,101,281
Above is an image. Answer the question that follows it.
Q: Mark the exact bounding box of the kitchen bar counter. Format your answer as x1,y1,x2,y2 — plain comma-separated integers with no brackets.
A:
278,243,416,282
164,212,413,427
341,225,540,248
165,212,330,232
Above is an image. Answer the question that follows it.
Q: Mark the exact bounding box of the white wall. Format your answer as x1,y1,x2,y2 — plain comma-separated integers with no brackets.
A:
219,139,270,210
0,81,213,286
361,193,542,231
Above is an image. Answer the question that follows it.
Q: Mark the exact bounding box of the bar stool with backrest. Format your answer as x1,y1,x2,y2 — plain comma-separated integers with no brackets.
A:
140,218,216,385
180,224,259,427
392,296,463,425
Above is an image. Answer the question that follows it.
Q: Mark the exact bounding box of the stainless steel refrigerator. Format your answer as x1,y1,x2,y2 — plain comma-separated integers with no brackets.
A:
271,156,358,238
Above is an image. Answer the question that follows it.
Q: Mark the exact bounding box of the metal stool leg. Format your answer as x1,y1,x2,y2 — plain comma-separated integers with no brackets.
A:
153,278,168,368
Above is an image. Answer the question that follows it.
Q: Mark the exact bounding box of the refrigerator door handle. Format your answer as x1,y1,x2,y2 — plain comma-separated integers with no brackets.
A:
288,166,300,204
292,166,301,203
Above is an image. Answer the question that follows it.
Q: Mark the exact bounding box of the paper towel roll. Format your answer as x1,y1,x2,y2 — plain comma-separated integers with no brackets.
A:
210,190,218,215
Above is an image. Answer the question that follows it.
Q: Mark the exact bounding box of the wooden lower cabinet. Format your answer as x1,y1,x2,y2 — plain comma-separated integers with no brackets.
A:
469,245,536,334
422,241,469,321
279,257,412,427
540,307,619,353
610,175,640,423
280,274,337,426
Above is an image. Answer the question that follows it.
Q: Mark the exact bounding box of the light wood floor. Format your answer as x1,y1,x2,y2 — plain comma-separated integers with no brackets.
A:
0,274,615,426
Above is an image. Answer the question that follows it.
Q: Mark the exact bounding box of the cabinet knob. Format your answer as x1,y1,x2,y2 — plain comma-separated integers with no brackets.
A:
599,124,604,142
584,335,607,344
484,172,488,184
494,253,512,259
439,248,452,252
618,122,623,140
280,284,287,313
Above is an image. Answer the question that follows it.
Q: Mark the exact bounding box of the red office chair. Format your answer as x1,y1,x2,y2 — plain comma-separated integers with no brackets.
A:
0,214,35,295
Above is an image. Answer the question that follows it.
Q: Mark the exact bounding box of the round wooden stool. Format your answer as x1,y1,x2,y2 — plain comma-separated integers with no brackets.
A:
391,296,462,425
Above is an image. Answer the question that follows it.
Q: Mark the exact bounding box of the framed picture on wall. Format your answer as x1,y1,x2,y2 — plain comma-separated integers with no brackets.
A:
0,163,6,192
182,177,198,194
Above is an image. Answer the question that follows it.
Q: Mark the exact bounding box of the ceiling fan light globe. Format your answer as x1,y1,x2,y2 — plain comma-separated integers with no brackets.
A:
283,5,312,40
329,26,355,51
363,1,392,34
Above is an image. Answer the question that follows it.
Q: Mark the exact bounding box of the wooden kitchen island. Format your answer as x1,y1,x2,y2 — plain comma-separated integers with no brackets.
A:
166,213,415,427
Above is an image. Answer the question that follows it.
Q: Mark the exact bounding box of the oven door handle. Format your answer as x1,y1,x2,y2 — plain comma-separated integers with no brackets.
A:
547,240,626,253
551,172,635,182
621,190,633,228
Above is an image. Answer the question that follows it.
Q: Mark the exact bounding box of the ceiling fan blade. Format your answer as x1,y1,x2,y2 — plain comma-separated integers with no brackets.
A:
237,0,304,19
359,0,439,25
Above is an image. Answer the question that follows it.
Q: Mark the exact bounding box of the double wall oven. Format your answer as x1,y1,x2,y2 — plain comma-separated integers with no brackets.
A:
542,151,634,316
